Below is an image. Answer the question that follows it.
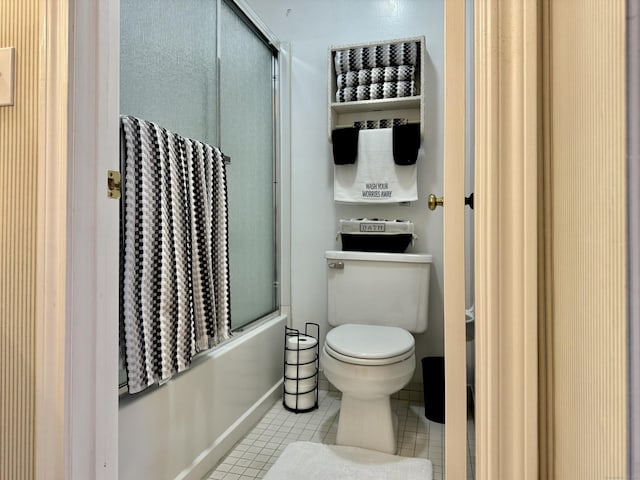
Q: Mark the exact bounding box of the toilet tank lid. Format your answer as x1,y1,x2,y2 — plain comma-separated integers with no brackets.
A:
325,250,432,263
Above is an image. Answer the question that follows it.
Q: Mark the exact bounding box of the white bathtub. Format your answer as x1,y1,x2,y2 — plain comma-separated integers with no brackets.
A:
119,314,287,480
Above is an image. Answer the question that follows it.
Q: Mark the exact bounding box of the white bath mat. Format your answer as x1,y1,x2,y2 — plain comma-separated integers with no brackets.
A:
262,441,432,480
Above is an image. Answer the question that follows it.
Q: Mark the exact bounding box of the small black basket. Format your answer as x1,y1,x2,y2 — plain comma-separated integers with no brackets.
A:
283,323,320,413
339,219,415,253
340,232,414,253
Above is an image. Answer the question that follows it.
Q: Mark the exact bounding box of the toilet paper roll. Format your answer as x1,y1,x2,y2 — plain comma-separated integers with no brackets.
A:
284,377,317,394
284,391,317,411
285,363,317,380
285,334,318,365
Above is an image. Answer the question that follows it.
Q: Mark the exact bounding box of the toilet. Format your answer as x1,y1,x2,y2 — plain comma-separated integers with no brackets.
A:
321,250,432,454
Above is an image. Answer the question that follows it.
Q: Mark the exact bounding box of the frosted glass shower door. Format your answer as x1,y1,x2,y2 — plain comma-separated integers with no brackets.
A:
220,2,277,329
120,0,219,387
120,0,218,146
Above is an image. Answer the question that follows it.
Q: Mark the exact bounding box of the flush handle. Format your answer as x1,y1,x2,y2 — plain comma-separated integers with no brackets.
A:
328,261,344,270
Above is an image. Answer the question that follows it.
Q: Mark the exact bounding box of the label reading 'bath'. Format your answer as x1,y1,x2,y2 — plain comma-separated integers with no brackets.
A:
360,223,386,232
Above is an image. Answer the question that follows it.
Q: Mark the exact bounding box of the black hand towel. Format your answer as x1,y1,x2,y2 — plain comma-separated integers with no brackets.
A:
392,123,421,165
331,127,360,165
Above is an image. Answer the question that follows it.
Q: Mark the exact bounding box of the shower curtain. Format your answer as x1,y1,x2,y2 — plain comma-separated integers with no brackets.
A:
120,115,231,394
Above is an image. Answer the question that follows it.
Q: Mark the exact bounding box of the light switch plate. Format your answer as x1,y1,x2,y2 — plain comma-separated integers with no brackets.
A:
0,47,15,107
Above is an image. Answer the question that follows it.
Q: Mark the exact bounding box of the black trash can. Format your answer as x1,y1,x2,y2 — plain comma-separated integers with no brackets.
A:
421,356,445,423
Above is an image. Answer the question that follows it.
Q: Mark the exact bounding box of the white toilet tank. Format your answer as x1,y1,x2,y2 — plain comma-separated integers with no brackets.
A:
326,250,432,333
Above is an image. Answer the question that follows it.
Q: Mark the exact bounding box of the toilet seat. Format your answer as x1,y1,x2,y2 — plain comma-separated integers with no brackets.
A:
324,324,415,366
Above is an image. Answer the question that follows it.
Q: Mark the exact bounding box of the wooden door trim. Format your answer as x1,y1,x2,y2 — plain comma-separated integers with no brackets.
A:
474,1,540,479
538,1,555,478
443,0,467,478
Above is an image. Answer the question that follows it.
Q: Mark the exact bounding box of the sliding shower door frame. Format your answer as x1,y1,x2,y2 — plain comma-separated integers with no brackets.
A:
217,0,284,330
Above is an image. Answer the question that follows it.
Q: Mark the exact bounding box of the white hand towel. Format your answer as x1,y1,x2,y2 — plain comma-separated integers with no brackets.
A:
333,128,418,204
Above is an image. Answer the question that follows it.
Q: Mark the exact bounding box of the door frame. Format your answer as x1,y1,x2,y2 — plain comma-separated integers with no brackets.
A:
35,0,541,478
443,0,468,478
35,0,70,477
36,0,120,478
474,1,539,479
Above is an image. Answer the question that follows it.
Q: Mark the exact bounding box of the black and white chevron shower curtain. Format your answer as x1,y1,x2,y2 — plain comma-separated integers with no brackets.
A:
120,115,231,394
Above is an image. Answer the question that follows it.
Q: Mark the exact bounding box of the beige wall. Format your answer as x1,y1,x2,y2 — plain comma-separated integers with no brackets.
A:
544,1,627,478
0,0,40,478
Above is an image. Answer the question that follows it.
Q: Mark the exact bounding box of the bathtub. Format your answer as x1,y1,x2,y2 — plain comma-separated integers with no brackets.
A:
119,314,287,480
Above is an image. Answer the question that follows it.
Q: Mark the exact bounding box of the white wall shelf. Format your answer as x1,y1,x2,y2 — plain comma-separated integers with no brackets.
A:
328,36,425,139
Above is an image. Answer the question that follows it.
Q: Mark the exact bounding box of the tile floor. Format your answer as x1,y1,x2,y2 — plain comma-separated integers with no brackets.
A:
204,389,475,480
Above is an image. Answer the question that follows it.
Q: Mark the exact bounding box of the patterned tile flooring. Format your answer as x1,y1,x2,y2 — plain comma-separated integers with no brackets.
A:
204,389,475,480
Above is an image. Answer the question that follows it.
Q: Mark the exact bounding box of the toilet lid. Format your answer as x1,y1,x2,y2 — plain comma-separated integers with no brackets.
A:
325,324,414,364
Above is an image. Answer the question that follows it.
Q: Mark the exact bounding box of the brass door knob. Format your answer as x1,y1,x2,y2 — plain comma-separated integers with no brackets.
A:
428,194,444,210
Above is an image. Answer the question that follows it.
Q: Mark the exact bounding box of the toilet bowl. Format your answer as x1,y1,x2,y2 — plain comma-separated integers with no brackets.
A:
323,250,432,454
321,324,415,454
